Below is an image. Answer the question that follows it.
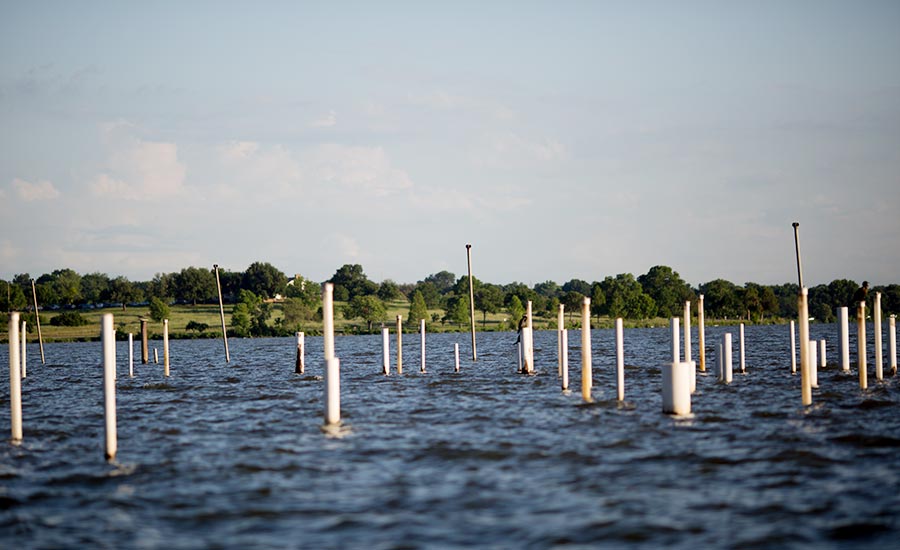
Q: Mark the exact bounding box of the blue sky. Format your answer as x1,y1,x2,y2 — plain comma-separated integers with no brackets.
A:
2,1,898,288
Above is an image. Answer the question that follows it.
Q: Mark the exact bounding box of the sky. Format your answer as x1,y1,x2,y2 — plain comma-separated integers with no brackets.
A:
1,1,898,289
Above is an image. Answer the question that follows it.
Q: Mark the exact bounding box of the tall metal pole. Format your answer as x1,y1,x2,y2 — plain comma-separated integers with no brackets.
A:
466,243,477,361
792,222,804,290
30,279,45,364
213,264,230,363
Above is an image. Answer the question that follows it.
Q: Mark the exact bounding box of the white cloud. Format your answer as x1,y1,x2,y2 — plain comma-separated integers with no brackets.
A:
310,110,337,128
12,178,60,201
480,132,569,165
0,239,19,263
90,121,186,200
218,141,302,189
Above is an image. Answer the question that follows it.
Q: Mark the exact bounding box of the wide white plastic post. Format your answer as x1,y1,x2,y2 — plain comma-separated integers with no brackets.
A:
558,304,564,377
523,301,534,374
670,317,680,363
454,343,460,373
163,319,170,377
819,339,826,368
128,333,134,378
8,312,22,443
698,295,706,372
739,323,745,373
799,289,811,405
838,307,850,372
683,301,691,363
382,327,390,375
723,333,733,383
323,283,340,425
396,315,403,375
561,329,569,391
581,297,592,402
874,292,883,381
295,332,305,374
809,341,818,389
102,314,117,462
20,320,26,379
790,320,797,374
615,318,624,401
420,319,426,373
662,361,691,416
858,301,867,390
890,315,897,375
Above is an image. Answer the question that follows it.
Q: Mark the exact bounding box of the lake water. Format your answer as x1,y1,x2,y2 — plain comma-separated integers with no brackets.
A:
2,323,899,549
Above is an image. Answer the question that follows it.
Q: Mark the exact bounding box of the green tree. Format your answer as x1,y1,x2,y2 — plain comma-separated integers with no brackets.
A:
80,272,110,305
414,281,442,308
148,272,175,302
50,269,83,306
175,266,216,305
563,291,585,323
283,297,316,329
231,302,252,336
475,284,503,328
2,280,28,312
407,290,429,328
148,296,170,322
445,294,470,327
506,295,525,330
108,276,143,310
284,275,321,308
344,294,387,332
243,261,287,299
378,279,403,301
700,279,742,319
423,271,456,294
330,264,378,301
601,273,655,319
534,280,561,299
591,283,606,324
638,265,693,319
562,279,591,296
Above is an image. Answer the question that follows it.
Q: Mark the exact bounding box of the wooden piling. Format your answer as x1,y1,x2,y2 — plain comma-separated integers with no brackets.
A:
140,319,149,364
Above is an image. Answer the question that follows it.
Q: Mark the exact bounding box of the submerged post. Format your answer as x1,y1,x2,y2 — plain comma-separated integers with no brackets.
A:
102,314,117,462
698,295,706,372
8,312,22,443
616,318,624,401
140,319,149,364
858,301,867,390
396,315,403,375
163,319,170,377
809,340,818,388
323,283,340,425
799,288,811,405
662,361,691,416
581,297,592,402
466,244,476,361
838,306,850,372
790,320,797,374
561,329,569,391
420,319,426,373
295,332,305,374
213,264,230,363
874,292,883,381
382,327,390,375
30,279,45,364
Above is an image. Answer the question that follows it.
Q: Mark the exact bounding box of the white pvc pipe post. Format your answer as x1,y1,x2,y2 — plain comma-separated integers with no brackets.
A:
724,333,733,383
615,318,624,401
163,319,170,377
454,343,460,373
20,320,26,379
698,295,706,372
420,319,426,373
799,289,811,405
790,320,797,374
323,283,340,425
8,312,22,443
396,315,403,375
561,329,569,391
890,315,897,375
382,327,390,375
716,340,723,382
670,317,680,363
128,333,134,378
517,336,523,374
819,339,826,368
858,301,867,390
524,301,534,374
683,301,691,363
581,297,592,402
874,292,883,381
154,348,158,364
295,332,305,374
838,307,850,372
739,323,745,374
809,340,818,389
102,314,117,462
558,304,564,377
662,361,691,416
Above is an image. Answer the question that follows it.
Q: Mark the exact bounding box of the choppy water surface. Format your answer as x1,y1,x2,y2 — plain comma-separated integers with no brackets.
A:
2,323,899,549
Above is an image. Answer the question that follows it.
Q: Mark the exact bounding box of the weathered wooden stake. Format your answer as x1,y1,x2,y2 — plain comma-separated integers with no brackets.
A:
561,329,569,391
163,319,170,377
799,288,811,405
581,297,592,402
295,332,305,374
616,318,624,401
466,243,476,361
858,301,867,390
140,319,149,364
102,314,117,461
396,315,403,375
8,312,22,443
698,295,706,372
30,279,44,364
213,264,230,363
874,292,883,381
420,319,426,373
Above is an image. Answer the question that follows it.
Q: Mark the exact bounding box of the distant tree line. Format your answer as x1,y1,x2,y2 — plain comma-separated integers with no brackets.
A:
3,263,898,336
